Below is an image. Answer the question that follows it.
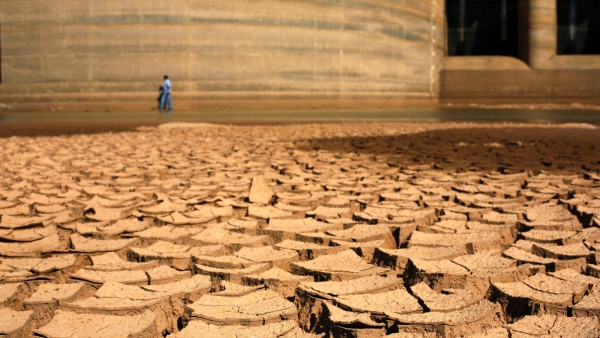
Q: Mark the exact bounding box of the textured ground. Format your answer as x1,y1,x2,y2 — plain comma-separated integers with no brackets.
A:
0,121,599,337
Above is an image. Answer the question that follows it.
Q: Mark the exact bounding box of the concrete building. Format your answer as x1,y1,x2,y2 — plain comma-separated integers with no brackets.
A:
0,0,598,111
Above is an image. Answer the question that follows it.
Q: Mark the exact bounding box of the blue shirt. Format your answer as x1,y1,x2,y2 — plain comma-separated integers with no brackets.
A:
164,79,171,94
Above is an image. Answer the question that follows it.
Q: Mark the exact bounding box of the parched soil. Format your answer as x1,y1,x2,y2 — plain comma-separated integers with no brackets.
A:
0,121,598,337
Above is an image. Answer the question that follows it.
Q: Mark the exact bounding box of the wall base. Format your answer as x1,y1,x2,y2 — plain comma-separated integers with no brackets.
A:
440,69,600,104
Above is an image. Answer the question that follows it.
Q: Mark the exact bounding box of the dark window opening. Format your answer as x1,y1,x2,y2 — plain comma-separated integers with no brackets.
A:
557,0,600,54
446,0,519,56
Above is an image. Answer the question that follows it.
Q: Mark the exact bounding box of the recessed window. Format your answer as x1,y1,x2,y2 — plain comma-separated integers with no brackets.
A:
446,0,518,56
557,0,600,54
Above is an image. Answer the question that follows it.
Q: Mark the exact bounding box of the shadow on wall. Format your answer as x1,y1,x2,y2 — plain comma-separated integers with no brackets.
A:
300,127,600,173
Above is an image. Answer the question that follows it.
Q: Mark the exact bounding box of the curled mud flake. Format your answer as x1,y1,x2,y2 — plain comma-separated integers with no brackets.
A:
508,315,600,337
0,307,34,337
248,175,274,205
290,250,389,282
34,310,158,338
186,289,296,326
69,234,138,253
168,320,300,338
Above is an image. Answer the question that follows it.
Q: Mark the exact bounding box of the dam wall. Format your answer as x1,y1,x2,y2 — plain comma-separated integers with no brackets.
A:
440,0,600,105
0,0,444,111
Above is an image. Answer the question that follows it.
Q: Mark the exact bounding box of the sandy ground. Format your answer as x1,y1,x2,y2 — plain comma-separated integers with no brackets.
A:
1,107,599,138
0,121,599,337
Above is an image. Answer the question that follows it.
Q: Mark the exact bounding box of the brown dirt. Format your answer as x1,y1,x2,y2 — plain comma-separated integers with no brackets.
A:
0,121,598,337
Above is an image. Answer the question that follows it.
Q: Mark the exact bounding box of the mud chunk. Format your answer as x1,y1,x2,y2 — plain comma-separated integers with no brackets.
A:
388,300,503,338
24,283,93,328
34,310,157,338
249,175,274,205
138,200,187,215
295,276,402,333
90,251,159,271
167,320,303,337
193,262,270,284
191,227,270,251
531,242,593,261
323,302,386,338
131,225,203,245
213,281,265,297
410,282,480,312
0,225,57,243
233,246,299,270
77,218,150,237
0,255,77,283
141,275,212,302
0,307,33,338
502,246,557,269
290,250,389,281
408,231,502,252
306,206,352,219
508,314,600,337
325,224,396,249
525,204,575,223
373,246,467,274
70,268,148,286
243,267,312,299
193,254,258,269
260,218,342,242
84,203,134,222
549,268,600,288
520,230,578,244
403,258,469,290
223,217,260,234
157,211,213,225
128,241,224,270
490,276,576,322
146,265,192,285
0,233,60,256
0,283,30,310
275,240,345,261
186,289,296,326
69,234,137,253
334,287,422,316
247,205,293,220
0,215,53,229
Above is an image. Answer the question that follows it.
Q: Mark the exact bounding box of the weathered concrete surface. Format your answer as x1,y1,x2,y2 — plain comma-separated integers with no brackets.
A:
0,0,444,110
2,0,599,109
440,68,600,104
441,0,600,105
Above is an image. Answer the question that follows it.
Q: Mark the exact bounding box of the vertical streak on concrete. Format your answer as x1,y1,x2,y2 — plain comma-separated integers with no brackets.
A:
429,0,436,98
0,15,2,84
402,0,407,101
89,0,95,83
312,15,316,88
187,0,192,91
86,0,92,83
519,0,556,69
339,0,345,100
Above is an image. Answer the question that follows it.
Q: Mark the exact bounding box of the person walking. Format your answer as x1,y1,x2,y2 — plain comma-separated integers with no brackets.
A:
157,86,164,109
160,75,173,111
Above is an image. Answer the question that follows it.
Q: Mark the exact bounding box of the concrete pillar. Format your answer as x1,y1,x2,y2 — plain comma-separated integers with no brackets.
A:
518,0,556,68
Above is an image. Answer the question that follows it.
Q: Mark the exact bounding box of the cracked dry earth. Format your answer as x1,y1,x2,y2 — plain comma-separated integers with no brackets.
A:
0,121,599,337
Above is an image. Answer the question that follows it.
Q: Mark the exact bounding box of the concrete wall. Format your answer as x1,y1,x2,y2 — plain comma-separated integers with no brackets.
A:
0,0,444,110
440,0,600,105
